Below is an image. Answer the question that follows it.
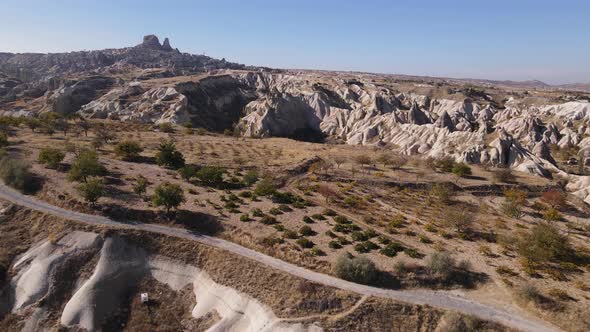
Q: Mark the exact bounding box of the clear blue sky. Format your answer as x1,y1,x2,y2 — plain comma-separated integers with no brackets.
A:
1,0,589,84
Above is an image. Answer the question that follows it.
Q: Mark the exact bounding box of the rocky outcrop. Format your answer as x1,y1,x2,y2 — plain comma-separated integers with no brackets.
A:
45,76,115,115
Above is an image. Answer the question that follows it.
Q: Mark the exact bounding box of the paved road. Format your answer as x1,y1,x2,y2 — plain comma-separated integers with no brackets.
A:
0,183,560,332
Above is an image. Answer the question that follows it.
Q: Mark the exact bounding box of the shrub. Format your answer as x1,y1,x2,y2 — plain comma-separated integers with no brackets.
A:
261,236,283,247
309,248,326,256
354,241,378,253
332,254,377,284
77,178,104,205
443,208,474,234
278,204,292,212
151,182,185,214
452,162,472,177
425,251,456,279
68,149,106,182
242,170,258,186
334,215,350,224
311,214,325,220
543,208,562,222
272,191,299,204
254,177,277,196
323,209,337,217
430,183,454,205
492,168,516,183
517,223,574,265
436,157,456,172
196,166,225,186
518,283,542,303
299,225,314,236
296,237,314,249
240,214,250,222
133,175,148,197
329,241,342,249
283,229,298,239
37,147,65,169
178,165,198,181
351,231,369,242
114,140,143,161
0,157,35,193
404,248,422,259
251,208,265,217
159,122,174,133
540,190,566,210
155,141,185,169
380,242,403,257
302,216,314,224
260,215,278,225
269,207,282,215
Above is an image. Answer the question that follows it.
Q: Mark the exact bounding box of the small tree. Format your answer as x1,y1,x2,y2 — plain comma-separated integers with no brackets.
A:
155,141,185,169
178,165,197,181
133,175,148,197
242,170,259,186
332,155,347,169
77,178,104,205
443,208,474,234
77,119,91,137
26,118,41,132
196,166,225,186
114,140,143,161
254,176,277,196
93,124,115,143
332,254,377,285
152,182,185,214
68,149,106,182
425,251,456,279
452,162,472,178
0,157,35,193
517,223,573,265
159,122,174,133
501,189,527,219
540,190,566,211
38,147,65,169
354,154,373,173
430,183,454,205
492,168,515,183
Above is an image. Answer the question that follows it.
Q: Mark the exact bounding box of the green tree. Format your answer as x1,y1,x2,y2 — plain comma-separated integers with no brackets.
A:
332,254,377,285
114,140,143,161
155,141,185,169
77,178,104,205
178,165,197,181
242,170,259,186
37,147,65,169
452,162,472,178
133,175,148,197
152,182,185,214
0,157,35,193
517,223,574,265
68,149,106,182
196,166,225,186
254,176,276,196
25,118,41,132
0,133,8,148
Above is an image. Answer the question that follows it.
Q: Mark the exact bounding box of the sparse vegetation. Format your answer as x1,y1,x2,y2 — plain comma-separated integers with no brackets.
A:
332,254,377,284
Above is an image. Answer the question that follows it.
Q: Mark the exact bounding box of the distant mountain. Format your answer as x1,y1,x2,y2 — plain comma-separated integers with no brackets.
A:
0,34,246,82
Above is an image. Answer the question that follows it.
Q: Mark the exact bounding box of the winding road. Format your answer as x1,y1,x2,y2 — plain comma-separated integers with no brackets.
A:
0,183,560,332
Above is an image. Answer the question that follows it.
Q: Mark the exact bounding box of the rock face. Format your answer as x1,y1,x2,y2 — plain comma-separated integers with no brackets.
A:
138,34,174,52
5,232,321,332
45,76,115,115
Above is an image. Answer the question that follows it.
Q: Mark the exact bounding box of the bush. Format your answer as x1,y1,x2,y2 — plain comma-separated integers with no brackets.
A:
296,237,314,248
436,157,456,172
452,162,472,177
272,191,299,204
443,208,474,234
155,141,185,169
114,140,143,161
302,216,314,224
540,190,566,210
38,147,65,169
0,157,35,193
323,209,337,216
354,241,378,253
334,215,350,224
242,170,259,186
328,241,342,249
254,177,277,196
151,182,185,214
260,215,278,225
240,214,250,222
492,168,515,183
178,165,198,181
517,223,574,265
68,149,106,182
133,175,148,197
543,208,562,222
351,231,369,242
311,214,325,220
251,208,265,217
425,251,456,279
159,122,174,133
77,178,104,205
430,183,454,205
299,225,314,236
332,254,377,284
196,166,225,186
283,229,298,239
380,242,403,257
404,248,422,259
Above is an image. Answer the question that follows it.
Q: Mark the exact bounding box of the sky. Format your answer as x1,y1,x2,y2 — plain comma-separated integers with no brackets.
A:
1,0,589,84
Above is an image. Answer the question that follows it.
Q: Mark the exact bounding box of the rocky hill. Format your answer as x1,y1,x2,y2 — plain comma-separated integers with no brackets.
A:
2,35,590,203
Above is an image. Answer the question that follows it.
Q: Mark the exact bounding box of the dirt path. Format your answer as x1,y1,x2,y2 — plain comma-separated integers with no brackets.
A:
0,183,561,332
